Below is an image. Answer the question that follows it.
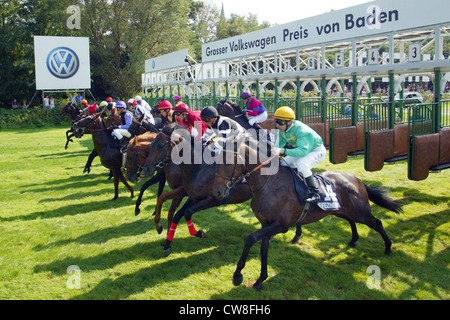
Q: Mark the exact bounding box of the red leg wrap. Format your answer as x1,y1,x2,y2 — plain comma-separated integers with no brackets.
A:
167,223,178,242
186,219,197,236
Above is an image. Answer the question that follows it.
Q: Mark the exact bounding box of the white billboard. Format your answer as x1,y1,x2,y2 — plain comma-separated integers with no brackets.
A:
145,49,189,73
34,36,91,90
202,0,450,62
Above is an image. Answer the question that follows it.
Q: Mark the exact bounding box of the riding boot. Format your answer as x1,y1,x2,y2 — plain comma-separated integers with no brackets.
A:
305,176,320,203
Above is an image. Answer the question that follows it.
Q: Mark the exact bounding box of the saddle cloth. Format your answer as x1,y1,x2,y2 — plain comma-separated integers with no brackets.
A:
288,168,342,211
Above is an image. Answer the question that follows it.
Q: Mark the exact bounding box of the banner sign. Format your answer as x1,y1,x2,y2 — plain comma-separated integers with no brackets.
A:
145,49,189,73
202,0,450,62
34,36,90,90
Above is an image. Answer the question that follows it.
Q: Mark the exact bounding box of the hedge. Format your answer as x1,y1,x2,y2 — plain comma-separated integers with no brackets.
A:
0,106,72,130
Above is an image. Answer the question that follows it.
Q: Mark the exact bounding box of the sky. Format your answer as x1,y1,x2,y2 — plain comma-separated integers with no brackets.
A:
208,0,373,26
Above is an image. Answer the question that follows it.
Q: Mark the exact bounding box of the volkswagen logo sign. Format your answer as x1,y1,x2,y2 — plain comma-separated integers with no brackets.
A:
46,47,80,79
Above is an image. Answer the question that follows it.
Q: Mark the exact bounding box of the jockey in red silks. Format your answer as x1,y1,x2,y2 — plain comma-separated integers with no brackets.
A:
173,103,207,141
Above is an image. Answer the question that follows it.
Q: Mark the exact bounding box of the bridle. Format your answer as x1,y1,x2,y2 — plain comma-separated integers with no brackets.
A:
155,131,175,169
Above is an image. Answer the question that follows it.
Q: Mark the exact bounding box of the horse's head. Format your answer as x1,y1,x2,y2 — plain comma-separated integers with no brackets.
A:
212,135,275,201
217,99,243,118
125,133,156,182
142,124,181,177
72,114,101,137
104,111,121,128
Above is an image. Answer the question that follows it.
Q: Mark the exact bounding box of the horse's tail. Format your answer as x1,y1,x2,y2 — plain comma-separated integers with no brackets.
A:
364,184,403,213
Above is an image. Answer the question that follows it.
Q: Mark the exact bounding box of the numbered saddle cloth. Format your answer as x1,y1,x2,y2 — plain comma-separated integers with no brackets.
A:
289,168,342,211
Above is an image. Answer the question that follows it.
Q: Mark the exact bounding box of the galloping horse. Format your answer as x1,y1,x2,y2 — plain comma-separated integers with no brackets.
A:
125,132,187,232
73,113,134,200
142,123,253,257
60,102,82,149
213,136,402,290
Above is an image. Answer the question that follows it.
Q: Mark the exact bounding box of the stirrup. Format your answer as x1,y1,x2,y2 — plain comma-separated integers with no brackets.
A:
306,191,320,203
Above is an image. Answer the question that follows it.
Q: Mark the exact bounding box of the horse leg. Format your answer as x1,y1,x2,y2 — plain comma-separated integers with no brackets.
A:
152,171,167,216
353,211,391,254
163,197,217,257
334,214,359,248
291,225,302,244
233,221,284,288
65,131,74,149
164,198,193,257
112,167,120,201
154,186,185,234
135,172,165,216
117,169,134,198
166,190,187,233
84,149,98,174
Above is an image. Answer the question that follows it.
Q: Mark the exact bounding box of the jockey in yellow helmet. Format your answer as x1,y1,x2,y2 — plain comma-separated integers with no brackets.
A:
273,106,326,203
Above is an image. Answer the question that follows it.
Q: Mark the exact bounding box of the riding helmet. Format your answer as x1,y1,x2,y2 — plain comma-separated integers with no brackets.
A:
240,91,252,99
200,106,219,119
158,100,172,110
116,101,126,109
274,106,295,121
174,103,190,113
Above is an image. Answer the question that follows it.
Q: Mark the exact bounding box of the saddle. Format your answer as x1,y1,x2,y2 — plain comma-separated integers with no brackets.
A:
288,168,342,211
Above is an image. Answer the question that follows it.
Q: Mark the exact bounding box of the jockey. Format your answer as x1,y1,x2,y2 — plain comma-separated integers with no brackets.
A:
173,103,207,141
240,91,268,130
173,95,182,107
105,97,115,112
127,99,137,112
273,106,326,203
134,96,155,125
200,106,245,151
111,101,133,143
158,100,175,124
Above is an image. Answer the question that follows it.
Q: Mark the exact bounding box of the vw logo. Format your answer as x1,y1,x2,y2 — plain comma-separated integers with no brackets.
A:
46,47,80,79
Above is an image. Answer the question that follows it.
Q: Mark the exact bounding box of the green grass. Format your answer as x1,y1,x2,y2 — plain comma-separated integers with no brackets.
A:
0,127,448,300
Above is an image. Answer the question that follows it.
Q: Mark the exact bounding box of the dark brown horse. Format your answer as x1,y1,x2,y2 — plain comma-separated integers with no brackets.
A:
73,113,134,200
60,102,82,149
213,136,402,290
125,132,187,233
142,123,253,257
216,99,275,131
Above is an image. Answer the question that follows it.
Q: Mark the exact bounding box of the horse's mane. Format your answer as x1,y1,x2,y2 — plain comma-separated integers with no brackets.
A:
219,99,242,115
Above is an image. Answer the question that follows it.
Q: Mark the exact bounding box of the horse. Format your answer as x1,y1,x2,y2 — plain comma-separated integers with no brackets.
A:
119,114,160,150
213,136,403,290
60,102,82,149
125,132,187,232
78,110,121,178
72,113,134,200
216,99,275,131
142,123,253,257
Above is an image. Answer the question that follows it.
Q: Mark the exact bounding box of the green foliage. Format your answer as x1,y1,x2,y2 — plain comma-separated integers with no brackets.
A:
0,107,71,130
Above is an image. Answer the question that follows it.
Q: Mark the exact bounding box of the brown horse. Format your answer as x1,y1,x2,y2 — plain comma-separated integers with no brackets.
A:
125,132,187,233
73,113,134,200
142,123,253,257
60,102,82,149
213,136,402,290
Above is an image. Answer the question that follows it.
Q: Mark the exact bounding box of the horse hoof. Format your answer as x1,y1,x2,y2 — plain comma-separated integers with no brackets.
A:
253,281,263,291
135,208,140,216
112,197,118,201
384,248,392,255
157,227,163,234
233,274,243,287
152,211,156,216
164,247,172,257
195,230,207,238
291,237,299,244
348,241,357,248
